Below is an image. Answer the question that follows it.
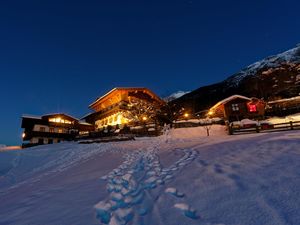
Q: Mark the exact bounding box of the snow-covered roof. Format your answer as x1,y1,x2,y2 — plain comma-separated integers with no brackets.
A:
78,121,93,126
268,96,300,104
210,95,251,111
41,113,79,121
22,114,42,120
22,113,80,121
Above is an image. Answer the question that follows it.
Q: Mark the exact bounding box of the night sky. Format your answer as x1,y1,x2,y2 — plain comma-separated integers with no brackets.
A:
1,0,300,145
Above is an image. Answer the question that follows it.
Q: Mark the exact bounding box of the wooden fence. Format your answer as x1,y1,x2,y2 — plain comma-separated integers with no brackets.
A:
229,121,300,135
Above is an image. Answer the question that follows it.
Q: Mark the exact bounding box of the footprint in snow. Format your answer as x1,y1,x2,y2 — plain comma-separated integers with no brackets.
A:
214,164,223,174
165,187,185,198
174,203,199,219
198,159,208,167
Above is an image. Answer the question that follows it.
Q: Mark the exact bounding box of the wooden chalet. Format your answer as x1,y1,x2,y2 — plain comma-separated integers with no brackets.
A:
84,87,165,130
21,113,94,146
207,95,265,122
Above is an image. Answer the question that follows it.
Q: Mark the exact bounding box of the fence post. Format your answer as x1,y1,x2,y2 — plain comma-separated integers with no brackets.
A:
290,121,294,130
256,125,260,133
228,125,233,135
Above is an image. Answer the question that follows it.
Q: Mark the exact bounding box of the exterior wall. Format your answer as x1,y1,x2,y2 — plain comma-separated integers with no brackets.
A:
33,124,68,133
224,99,249,121
211,104,225,118
30,137,62,144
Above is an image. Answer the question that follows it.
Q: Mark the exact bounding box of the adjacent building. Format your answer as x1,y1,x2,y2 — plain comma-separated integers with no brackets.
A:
84,87,165,130
207,95,265,122
21,113,94,146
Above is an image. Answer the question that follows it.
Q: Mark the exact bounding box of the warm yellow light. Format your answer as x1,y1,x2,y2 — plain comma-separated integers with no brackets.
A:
142,116,147,121
208,111,214,116
184,113,189,118
22,133,26,138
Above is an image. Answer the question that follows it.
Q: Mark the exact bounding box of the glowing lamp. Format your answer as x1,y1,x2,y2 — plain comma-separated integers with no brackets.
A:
22,133,26,138
208,111,213,116
142,116,147,121
184,113,189,118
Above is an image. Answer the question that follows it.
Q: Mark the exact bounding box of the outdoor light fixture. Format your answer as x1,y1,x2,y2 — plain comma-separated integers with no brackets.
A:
142,116,147,121
184,113,189,118
22,133,26,138
208,111,214,116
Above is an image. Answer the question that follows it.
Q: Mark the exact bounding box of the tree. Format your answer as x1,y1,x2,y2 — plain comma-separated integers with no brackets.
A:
158,102,186,127
120,98,162,126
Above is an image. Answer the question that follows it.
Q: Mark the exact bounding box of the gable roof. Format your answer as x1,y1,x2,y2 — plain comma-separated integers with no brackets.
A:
89,87,164,109
41,113,79,121
210,95,251,111
22,113,79,121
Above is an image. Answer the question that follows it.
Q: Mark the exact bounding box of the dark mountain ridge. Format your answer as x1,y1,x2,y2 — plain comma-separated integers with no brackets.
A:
172,44,300,115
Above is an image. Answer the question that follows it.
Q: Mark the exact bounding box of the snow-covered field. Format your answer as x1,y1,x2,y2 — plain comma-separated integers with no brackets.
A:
0,125,299,225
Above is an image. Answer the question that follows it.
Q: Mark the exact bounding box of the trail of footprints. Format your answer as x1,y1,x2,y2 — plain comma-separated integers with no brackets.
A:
95,146,199,224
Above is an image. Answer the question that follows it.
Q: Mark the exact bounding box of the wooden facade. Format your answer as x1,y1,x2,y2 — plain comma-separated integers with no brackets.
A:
266,96,300,116
21,113,94,146
208,95,265,122
85,87,165,130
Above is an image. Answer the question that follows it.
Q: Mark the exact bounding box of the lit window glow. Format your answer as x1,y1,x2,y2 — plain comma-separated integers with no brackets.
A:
95,113,130,129
249,104,257,112
49,117,72,124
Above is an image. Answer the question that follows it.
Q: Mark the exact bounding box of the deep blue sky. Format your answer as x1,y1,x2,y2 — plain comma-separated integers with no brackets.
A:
1,0,300,145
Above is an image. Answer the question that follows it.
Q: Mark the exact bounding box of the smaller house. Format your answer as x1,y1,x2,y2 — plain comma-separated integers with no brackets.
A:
207,95,265,122
21,113,94,146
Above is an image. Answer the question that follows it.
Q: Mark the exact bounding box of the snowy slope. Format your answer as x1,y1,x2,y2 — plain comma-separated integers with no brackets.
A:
226,44,300,86
164,91,190,102
0,127,300,225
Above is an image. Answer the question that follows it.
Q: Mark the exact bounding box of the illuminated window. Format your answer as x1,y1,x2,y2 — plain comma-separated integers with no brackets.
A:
40,127,46,132
58,129,63,133
49,117,72,124
231,104,239,111
249,104,257,112
49,127,54,133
